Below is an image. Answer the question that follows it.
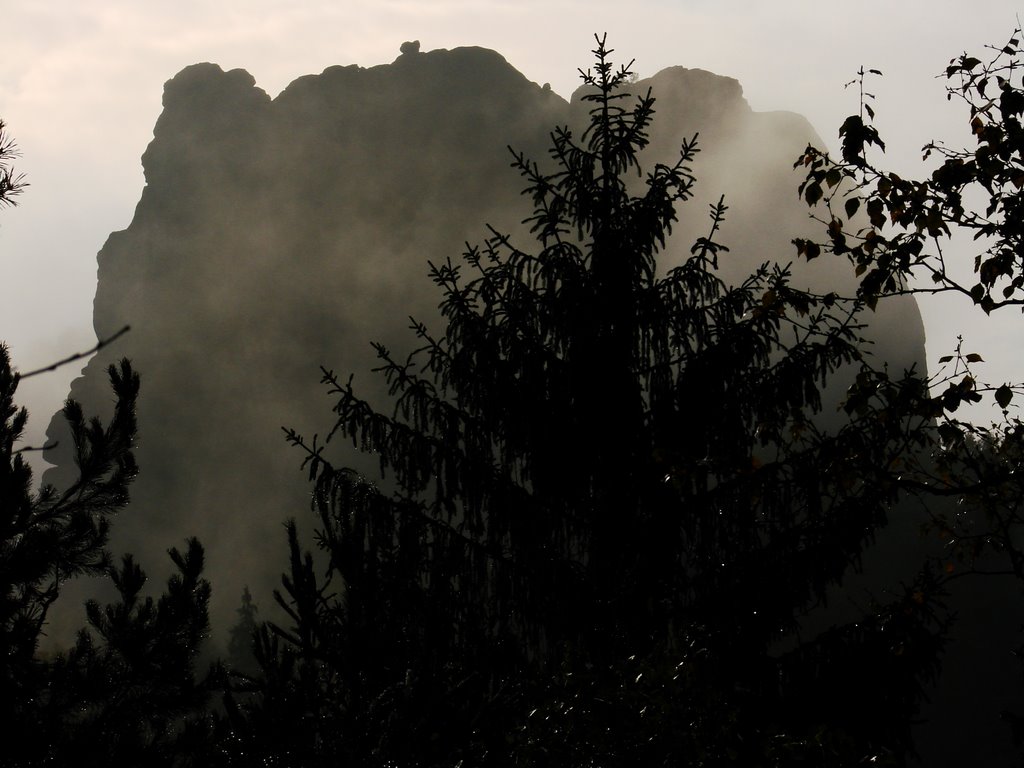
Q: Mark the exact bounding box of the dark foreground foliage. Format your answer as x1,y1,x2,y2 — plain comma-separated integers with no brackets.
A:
0,119,224,767
15,29,1024,766
0,344,225,767
794,30,1024,757
223,39,946,766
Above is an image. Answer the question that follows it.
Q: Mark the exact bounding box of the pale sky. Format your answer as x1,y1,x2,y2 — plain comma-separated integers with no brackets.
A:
2,1,1021,462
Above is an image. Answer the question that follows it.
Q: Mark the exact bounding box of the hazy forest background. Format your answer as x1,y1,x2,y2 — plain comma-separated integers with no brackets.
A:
5,25,1024,767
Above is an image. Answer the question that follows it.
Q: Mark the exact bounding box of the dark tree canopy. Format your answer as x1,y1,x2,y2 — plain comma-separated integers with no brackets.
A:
1,342,225,768
223,39,946,766
792,28,1024,583
0,351,138,672
25,30,1024,763
793,27,1024,763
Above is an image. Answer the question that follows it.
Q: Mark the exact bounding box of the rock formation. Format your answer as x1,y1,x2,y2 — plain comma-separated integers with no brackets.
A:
42,44,965,757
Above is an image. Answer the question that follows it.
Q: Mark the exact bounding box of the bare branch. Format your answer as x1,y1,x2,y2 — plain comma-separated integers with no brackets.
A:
19,325,131,379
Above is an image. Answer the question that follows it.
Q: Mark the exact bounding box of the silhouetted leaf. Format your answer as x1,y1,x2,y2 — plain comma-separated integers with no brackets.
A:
805,181,823,205
996,384,1014,409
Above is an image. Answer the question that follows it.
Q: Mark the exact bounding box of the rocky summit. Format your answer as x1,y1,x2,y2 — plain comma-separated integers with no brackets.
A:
45,40,930,673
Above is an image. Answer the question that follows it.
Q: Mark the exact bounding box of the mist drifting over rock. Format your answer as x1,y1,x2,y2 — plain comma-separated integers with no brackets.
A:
43,40,941,719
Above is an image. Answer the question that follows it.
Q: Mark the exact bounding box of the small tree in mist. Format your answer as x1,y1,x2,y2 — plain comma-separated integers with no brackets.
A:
240,38,943,765
226,586,260,675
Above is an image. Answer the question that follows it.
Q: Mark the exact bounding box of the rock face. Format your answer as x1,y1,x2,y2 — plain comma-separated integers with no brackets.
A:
45,42,945,739
47,40,927,639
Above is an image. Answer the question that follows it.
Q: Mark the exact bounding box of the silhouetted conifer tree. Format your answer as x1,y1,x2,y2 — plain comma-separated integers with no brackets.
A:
236,39,943,766
0,347,137,756
227,586,259,675
0,347,224,768
41,539,223,767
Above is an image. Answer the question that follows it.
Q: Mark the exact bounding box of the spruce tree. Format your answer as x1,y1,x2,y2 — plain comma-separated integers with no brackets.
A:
227,586,260,675
247,38,943,765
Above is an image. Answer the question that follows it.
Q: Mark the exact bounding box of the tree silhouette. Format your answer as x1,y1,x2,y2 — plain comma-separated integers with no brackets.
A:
793,25,1024,610
241,39,942,764
226,586,260,675
793,28,1024,758
39,539,222,768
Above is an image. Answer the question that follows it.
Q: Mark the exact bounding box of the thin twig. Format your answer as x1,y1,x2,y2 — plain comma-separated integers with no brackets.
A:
19,325,130,379
13,441,57,454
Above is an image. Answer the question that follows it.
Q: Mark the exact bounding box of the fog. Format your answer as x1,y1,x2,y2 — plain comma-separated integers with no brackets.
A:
3,9,1023,763
43,44,925,638
2,5,1021,435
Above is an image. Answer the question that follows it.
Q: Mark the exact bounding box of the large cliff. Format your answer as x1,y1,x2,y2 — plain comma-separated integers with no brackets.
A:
42,43,949,747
